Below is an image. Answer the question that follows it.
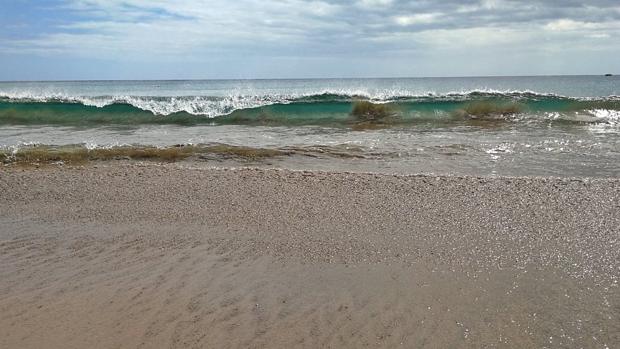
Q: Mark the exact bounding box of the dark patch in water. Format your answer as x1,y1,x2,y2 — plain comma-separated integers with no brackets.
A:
455,101,523,120
1,143,371,165
351,101,396,122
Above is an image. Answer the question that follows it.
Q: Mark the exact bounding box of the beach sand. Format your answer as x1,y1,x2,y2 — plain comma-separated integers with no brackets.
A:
1,163,618,348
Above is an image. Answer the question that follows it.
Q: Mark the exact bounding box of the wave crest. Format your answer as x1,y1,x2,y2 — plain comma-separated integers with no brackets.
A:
0,89,581,117
1,90,620,126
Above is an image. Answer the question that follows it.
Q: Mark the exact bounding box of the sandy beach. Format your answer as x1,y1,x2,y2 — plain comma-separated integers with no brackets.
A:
0,163,618,348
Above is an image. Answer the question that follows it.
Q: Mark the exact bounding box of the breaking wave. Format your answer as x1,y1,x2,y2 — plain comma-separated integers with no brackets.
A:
1,90,619,126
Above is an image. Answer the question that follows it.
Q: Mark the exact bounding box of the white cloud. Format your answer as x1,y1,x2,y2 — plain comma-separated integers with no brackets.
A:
588,33,610,39
543,18,620,43
545,19,599,32
393,13,439,26
415,26,532,47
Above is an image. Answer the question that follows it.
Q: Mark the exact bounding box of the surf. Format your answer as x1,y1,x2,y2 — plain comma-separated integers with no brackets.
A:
0,91,619,126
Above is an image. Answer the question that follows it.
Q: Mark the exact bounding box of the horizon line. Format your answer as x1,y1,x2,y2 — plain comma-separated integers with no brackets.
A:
0,73,616,83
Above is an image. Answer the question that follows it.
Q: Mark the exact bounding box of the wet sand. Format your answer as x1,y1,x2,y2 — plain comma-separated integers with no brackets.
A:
0,163,619,348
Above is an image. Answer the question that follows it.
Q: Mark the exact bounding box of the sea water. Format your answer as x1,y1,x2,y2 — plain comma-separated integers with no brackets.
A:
1,76,619,177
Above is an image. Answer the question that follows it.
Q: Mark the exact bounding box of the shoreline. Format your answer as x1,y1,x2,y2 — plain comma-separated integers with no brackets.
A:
1,163,619,348
6,158,620,181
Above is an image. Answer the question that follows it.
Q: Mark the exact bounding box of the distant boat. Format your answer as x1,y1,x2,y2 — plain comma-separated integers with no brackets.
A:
604,73,613,76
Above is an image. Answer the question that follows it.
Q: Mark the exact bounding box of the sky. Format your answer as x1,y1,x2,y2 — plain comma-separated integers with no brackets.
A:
1,0,619,80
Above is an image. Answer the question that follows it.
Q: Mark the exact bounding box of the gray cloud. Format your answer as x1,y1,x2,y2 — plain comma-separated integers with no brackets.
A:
2,0,620,79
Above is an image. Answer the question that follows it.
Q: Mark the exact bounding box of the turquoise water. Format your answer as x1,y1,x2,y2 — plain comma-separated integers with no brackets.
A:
1,76,619,177
0,92,619,126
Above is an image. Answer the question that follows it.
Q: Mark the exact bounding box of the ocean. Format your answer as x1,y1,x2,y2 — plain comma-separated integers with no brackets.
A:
1,76,619,177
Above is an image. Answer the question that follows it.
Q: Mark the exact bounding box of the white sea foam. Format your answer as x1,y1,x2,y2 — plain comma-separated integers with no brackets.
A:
587,109,620,124
0,92,294,117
